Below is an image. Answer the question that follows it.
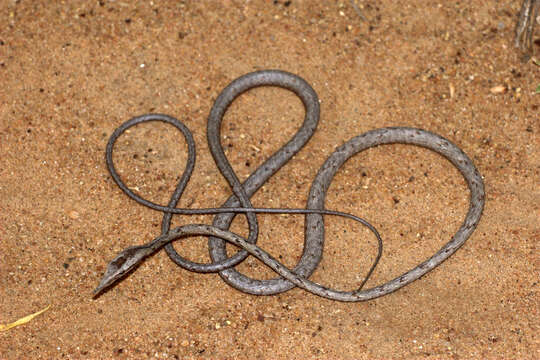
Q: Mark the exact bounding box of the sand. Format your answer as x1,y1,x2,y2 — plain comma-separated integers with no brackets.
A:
1,1,538,358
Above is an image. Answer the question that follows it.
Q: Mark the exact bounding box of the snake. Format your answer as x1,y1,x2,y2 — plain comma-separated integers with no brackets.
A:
94,70,485,301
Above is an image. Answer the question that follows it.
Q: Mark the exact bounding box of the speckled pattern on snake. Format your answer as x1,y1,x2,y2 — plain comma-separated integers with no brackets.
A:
94,70,485,302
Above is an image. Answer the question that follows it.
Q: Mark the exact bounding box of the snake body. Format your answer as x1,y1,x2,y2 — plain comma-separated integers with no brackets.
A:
94,70,485,301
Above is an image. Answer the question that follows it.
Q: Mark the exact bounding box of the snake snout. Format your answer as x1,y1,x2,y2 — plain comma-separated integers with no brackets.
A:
93,245,153,297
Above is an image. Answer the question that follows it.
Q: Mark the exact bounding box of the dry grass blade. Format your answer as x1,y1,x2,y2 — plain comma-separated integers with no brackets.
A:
0,305,50,332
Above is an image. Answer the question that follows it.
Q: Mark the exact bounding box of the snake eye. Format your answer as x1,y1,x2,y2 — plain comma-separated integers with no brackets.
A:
108,255,128,272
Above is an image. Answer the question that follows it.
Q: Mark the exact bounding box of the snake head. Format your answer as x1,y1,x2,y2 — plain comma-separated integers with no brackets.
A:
93,244,154,297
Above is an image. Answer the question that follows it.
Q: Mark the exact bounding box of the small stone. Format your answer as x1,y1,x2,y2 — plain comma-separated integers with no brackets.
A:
490,85,507,94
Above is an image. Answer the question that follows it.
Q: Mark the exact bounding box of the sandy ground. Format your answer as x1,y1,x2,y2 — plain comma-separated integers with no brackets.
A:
1,1,538,359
